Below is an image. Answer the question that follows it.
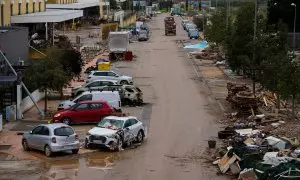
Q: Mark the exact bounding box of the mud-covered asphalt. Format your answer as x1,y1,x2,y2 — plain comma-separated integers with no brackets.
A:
0,14,227,180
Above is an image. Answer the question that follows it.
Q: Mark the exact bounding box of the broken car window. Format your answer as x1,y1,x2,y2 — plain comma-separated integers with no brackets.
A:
97,119,124,130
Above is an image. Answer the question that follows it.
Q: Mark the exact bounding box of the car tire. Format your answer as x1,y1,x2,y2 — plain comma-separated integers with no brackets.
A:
120,80,128,85
62,117,71,125
45,145,52,157
22,139,30,151
72,149,79,154
114,139,123,152
136,130,144,143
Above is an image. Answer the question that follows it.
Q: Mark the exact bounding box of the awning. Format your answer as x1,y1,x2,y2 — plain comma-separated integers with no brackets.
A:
46,1,99,10
0,76,17,83
11,9,83,23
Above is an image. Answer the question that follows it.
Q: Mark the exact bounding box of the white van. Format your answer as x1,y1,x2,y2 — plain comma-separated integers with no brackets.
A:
57,91,121,111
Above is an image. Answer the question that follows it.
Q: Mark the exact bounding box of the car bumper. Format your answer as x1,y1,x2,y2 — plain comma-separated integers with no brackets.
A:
50,141,80,152
86,136,118,149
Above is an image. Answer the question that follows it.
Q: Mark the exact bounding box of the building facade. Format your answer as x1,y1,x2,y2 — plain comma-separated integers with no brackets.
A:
0,0,47,27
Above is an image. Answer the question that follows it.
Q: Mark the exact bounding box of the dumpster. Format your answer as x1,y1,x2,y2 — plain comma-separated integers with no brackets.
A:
98,62,110,70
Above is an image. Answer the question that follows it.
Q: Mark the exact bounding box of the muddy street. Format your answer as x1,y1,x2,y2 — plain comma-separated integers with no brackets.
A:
0,14,225,180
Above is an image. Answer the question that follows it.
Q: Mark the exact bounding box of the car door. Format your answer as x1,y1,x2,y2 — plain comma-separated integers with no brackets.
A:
123,120,133,143
88,103,106,122
107,72,118,81
35,126,51,151
92,71,108,81
27,126,43,149
70,103,91,123
129,118,140,137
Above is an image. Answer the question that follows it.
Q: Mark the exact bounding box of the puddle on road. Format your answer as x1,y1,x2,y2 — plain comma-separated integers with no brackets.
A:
0,151,124,180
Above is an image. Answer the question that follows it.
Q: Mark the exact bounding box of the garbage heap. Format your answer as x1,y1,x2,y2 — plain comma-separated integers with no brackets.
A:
215,127,300,179
212,83,300,179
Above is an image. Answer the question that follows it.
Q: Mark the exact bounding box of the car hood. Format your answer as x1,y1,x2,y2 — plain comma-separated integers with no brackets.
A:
88,127,119,136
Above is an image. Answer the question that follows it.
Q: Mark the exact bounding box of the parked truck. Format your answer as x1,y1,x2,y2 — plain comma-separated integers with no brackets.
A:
164,16,176,36
108,31,129,60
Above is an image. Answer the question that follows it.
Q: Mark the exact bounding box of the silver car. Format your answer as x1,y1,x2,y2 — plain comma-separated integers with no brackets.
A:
22,123,80,157
71,79,119,97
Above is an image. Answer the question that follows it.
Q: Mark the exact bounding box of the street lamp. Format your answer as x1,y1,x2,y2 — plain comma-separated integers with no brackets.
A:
291,3,297,55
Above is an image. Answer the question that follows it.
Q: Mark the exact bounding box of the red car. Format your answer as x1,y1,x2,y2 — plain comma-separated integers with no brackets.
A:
52,100,115,125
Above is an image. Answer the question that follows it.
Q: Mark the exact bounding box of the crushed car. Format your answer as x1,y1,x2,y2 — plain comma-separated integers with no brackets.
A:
84,116,145,151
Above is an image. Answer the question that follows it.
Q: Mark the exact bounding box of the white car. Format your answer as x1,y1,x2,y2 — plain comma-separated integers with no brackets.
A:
87,70,133,85
85,116,145,151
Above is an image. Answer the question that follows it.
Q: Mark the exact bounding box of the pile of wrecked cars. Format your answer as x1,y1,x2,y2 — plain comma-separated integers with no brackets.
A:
211,83,300,180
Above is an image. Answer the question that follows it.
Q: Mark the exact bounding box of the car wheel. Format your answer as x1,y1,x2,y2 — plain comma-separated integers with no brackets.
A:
22,140,30,151
72,149,79,154
62,117,71,125
136,130,144,143
120,80,128,85
45,145,52,157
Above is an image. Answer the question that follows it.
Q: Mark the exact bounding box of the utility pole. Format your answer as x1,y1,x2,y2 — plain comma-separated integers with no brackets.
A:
252,0,258,96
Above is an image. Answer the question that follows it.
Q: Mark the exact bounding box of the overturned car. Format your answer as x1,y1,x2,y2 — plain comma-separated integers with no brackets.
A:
85,116,145,151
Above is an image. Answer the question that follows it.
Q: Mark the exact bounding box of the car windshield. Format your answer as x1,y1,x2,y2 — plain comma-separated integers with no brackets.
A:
97,119,124,130
190,30,198,35
54,127,74,136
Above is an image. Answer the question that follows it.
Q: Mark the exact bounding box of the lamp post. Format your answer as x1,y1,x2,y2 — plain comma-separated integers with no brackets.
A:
291,3,297,56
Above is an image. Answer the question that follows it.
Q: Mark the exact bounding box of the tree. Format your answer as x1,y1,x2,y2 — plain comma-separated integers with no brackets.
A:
259,22,289,109
278,61,300,120
23,52,71,113
204,8,227,46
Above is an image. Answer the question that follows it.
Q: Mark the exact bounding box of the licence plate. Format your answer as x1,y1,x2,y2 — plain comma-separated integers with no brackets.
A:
93,140,103,144
64,145,73,149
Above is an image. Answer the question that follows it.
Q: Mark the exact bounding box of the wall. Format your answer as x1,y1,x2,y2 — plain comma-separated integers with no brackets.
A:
10,0,46,16
0,0,11,26
21,89,44,113
0,27,29,68
47,0,75,4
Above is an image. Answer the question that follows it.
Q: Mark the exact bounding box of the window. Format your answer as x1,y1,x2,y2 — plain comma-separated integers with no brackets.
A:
125,87,134,93
107,72,117,77
124,120,132,128
32,126,43,134
129,119,138,125
75,103,89,109
33,2,35,13
86,81,101,88
1,4,3,27
90,103,102,109
75,94,92,103
54,127,74,136
101,81,114,86
26,3,28,14
38,2,41,11
10,4,13,16
18,3,21,15
40,126,50,136
94,72,107,76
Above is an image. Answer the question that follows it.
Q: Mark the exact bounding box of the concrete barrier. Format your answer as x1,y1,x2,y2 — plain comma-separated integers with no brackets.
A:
21,89,44,113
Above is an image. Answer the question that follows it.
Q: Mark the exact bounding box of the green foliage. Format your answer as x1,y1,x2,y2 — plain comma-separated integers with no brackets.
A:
204,8,227,46
227,2,255,72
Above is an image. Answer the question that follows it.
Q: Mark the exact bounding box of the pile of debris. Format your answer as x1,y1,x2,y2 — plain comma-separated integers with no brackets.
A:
212,82,300,179
226,83,259,117
213,126,300,179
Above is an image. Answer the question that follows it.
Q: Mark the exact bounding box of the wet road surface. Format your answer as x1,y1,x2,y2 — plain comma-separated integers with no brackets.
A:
0,14,227,180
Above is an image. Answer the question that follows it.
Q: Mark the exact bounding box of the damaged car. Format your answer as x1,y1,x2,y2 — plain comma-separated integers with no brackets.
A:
84,116,145,151
122,85,143,106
